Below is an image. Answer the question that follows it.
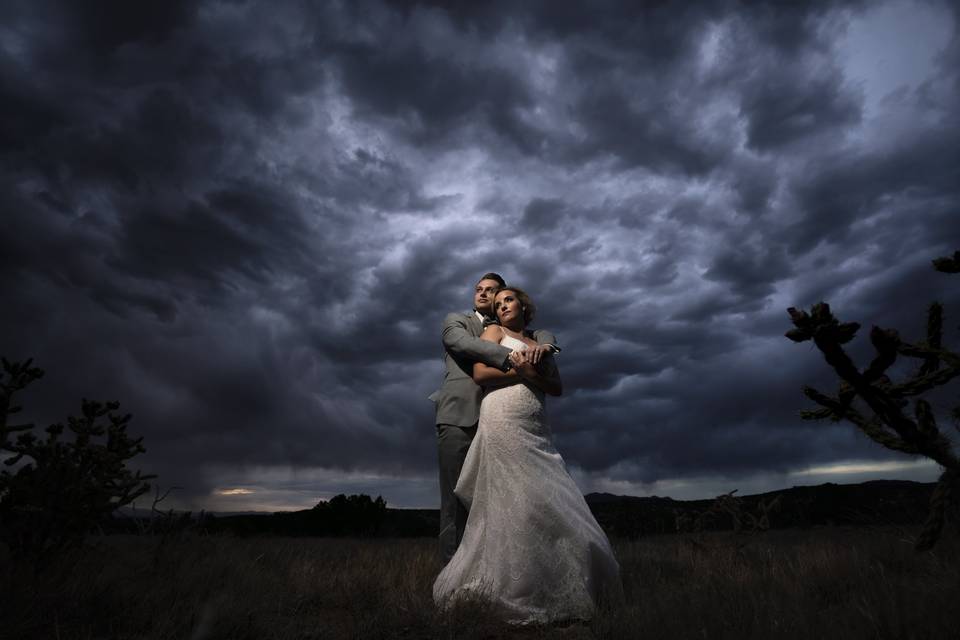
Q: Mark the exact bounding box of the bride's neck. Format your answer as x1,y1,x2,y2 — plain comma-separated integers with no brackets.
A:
500,321,525,335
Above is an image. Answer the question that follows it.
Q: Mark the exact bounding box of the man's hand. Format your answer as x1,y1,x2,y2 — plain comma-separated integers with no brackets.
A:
518,345,551,366
528,344,553,365
509,345,552,368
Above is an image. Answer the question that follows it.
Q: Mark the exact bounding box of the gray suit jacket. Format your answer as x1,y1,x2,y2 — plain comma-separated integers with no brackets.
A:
429,310,558,427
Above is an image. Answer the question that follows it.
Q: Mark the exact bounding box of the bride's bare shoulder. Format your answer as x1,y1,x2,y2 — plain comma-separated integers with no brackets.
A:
480,324,504,341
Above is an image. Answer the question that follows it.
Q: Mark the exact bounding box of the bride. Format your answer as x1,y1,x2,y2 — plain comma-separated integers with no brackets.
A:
433,286,622,624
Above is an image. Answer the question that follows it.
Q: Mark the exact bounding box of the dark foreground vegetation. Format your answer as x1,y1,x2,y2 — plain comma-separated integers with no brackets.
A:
3,527,958,640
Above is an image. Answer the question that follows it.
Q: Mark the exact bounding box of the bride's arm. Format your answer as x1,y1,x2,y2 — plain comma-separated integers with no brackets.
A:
515,353,562,396
472,326,524,387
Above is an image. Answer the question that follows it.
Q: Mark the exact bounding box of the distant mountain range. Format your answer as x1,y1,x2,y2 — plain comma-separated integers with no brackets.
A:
583,479,935,538
108,479,935,538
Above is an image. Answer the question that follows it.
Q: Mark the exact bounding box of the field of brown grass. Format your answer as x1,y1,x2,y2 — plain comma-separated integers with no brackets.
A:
2,528,958,639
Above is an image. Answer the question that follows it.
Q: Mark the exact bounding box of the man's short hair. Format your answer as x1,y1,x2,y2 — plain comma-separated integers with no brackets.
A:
477,272,506,288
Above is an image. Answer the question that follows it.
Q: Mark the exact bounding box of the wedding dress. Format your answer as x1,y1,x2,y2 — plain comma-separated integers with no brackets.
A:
432,335,622,624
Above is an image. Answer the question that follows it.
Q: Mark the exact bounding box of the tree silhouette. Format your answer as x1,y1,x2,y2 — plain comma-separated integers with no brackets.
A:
311,493,387,536
0,358,154,555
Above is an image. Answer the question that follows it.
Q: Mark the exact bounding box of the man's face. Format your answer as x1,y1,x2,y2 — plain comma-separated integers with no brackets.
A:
474,279,501,315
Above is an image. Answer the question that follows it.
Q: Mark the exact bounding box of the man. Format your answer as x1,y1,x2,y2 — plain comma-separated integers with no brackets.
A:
429,272,558,561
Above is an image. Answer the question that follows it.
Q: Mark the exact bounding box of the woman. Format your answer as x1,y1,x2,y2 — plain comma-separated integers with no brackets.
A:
433,286,622,624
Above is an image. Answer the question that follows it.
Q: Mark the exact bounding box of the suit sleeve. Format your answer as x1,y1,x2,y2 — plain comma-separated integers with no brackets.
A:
533,329,560,353
442,313,513,370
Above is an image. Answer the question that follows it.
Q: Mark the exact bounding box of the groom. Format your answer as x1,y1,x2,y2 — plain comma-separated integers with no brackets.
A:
430,272,558,561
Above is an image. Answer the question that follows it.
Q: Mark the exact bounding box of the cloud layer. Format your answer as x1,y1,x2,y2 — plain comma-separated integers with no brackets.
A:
2,0,957,509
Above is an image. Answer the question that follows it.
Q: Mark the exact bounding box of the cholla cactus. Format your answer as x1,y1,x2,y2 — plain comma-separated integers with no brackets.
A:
786,251,960,550
0,358,155,555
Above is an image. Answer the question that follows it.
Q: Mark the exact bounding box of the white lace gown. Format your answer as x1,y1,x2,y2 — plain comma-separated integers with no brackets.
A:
433,336,622,624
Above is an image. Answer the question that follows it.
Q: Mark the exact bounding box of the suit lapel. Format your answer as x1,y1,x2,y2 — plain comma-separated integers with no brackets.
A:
466,311,483,336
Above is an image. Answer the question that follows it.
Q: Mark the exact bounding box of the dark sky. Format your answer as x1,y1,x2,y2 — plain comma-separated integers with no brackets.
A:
2,0,958,511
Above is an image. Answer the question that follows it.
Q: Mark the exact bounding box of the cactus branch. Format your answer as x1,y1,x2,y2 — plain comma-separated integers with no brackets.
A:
787,250,960,550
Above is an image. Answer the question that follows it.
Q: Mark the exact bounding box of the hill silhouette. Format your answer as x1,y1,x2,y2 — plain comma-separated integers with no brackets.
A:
584,479,934,538
109,480,936,538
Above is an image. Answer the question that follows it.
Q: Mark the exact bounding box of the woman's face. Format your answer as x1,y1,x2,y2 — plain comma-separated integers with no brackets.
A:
494,290,523,325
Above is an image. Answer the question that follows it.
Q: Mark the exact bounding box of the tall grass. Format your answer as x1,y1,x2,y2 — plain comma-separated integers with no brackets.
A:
2,528,957,639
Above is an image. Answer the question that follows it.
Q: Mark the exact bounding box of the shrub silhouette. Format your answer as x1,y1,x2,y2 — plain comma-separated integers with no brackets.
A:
311,493,387,536
0,358,154,555
786,251,960,550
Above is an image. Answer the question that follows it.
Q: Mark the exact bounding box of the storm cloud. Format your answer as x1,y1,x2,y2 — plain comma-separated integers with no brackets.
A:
1,0,957,510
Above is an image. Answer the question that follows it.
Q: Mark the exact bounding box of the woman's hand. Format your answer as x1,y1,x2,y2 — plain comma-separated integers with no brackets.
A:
514,361,538,379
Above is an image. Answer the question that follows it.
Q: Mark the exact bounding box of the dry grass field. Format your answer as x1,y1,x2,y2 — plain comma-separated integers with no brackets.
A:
2,528,958,639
